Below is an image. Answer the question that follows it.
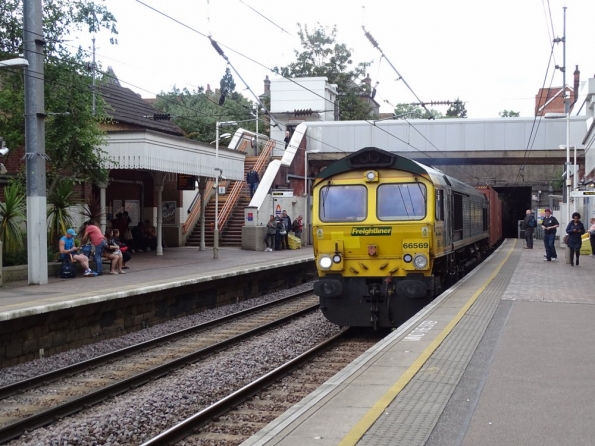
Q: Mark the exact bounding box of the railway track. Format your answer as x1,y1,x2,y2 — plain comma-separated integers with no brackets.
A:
0,292,319,444
142,330,382,445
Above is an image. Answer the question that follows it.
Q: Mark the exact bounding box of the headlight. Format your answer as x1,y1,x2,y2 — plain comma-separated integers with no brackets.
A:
403,254,413,263
332,254,342,263
413,254,428,269
319,255,332,270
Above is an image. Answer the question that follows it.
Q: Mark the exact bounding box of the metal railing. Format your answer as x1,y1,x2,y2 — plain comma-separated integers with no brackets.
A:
216,138,275,230
182,139,251,235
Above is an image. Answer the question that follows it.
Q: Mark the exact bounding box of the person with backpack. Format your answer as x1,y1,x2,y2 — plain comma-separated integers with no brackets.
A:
522,209,536,249
59,228,94,277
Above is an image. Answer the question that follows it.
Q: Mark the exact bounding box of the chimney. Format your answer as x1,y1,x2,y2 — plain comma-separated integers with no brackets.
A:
572,65,580,107
264,75,270,95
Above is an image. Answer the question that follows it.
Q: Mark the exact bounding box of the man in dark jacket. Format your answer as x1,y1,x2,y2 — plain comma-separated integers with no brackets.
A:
521,209,536,249
541,208,559,261
246,169,260,198
281,210,292,250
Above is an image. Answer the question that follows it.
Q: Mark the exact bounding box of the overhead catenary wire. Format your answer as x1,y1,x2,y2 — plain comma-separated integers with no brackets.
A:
362,26,435,120
130,1,478,171
8,3,502,182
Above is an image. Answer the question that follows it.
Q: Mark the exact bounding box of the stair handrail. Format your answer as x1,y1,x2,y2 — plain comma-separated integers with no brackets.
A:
182,180,213,234
216,138,275,230
182,138,250,236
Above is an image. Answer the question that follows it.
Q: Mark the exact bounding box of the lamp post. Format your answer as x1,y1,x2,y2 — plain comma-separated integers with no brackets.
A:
304,149,321,245
213,118,263,258
213,121,238,259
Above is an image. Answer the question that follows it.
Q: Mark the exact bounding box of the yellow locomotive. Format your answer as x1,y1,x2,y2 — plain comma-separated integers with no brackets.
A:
312,147,492,329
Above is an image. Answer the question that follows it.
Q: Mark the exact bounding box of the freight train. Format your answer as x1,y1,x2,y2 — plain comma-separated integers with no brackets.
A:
312,147,502,329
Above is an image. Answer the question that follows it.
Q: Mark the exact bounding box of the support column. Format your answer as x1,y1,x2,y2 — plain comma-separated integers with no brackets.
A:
155,172,165,256
98,182,107,234
24,0,48,284
156,185,164,256
198,176,206,251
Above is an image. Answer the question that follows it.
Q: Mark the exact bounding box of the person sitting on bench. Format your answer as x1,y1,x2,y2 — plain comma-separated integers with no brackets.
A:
59,228,94,276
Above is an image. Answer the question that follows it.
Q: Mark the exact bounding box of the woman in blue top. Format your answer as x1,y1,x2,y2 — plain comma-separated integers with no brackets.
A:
565,212,586,266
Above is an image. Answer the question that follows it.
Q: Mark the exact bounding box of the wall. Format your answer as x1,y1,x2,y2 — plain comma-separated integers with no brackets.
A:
0,261,316,367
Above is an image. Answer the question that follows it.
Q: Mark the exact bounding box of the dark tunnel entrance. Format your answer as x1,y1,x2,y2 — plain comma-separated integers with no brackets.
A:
493,186,532,238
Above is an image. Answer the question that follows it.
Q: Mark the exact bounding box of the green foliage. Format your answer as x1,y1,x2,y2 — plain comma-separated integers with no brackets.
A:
445,98,468,118
153,86,262,145
47,179,78,250
394,103,443,120
0,0,116,194
220,67,236,94
499,110,520,117
80,198,104,228
0,180,26,256
0,0,118,58
551,167,564,190
273,23,374,120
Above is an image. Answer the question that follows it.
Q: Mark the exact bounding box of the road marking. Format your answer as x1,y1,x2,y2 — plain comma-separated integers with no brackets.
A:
338,239,516,446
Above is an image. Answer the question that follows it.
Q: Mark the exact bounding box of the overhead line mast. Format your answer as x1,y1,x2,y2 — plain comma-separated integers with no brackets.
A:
362,26,435,119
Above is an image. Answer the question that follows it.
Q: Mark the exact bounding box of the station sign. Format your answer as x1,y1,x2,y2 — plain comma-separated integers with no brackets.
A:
271,190,294,198
570,190,595,197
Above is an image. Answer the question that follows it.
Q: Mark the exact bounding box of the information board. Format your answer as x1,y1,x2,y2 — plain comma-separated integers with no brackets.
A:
177,174,196,190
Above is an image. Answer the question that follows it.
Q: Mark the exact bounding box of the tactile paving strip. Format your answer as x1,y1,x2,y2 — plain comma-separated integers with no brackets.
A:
359,246,522,446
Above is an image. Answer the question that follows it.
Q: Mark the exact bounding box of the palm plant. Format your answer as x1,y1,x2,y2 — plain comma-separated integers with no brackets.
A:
47,179,77,250
0,181,26,256
80,198,104,231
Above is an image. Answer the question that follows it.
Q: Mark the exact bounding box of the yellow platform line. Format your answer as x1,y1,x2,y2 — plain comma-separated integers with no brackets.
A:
339,239,516,446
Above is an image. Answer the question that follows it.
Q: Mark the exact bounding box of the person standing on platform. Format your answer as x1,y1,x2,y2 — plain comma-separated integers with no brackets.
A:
284,131,291,149
281,210,292,250
565,212,586,266
246,169,260,198
541,208,559,262
522,209,536,249
264,215,276,252
589,217,595,258
83,221,107,275
292,215,304,240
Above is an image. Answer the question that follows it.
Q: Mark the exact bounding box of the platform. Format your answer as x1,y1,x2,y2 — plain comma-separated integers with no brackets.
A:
0,246,314,321
0,246,315,367
242,239,595,446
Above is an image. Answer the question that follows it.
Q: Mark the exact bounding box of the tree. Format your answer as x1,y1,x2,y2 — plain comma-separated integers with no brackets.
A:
394,103,443,120
153,85,262,145
445,98,468,118
0,0,118,194
499,110,520,117
273,23,374,120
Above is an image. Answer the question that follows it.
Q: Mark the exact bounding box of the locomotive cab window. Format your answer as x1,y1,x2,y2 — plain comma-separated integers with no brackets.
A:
319,185,367,222
377,183,426,221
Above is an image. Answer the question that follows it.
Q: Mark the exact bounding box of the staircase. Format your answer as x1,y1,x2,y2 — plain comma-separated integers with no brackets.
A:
186,157,258,247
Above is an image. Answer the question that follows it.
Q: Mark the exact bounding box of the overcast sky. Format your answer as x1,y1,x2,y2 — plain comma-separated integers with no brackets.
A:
86,0,595,119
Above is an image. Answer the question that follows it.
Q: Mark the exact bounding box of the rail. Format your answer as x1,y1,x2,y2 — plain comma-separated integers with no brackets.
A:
0,291,317,444
141,327,350,445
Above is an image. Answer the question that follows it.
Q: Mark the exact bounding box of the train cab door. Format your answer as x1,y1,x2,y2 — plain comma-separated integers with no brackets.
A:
441,186,453,251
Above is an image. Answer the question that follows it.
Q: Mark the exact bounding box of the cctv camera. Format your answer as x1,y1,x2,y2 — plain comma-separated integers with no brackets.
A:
0,147,8,156
0,163,7,175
